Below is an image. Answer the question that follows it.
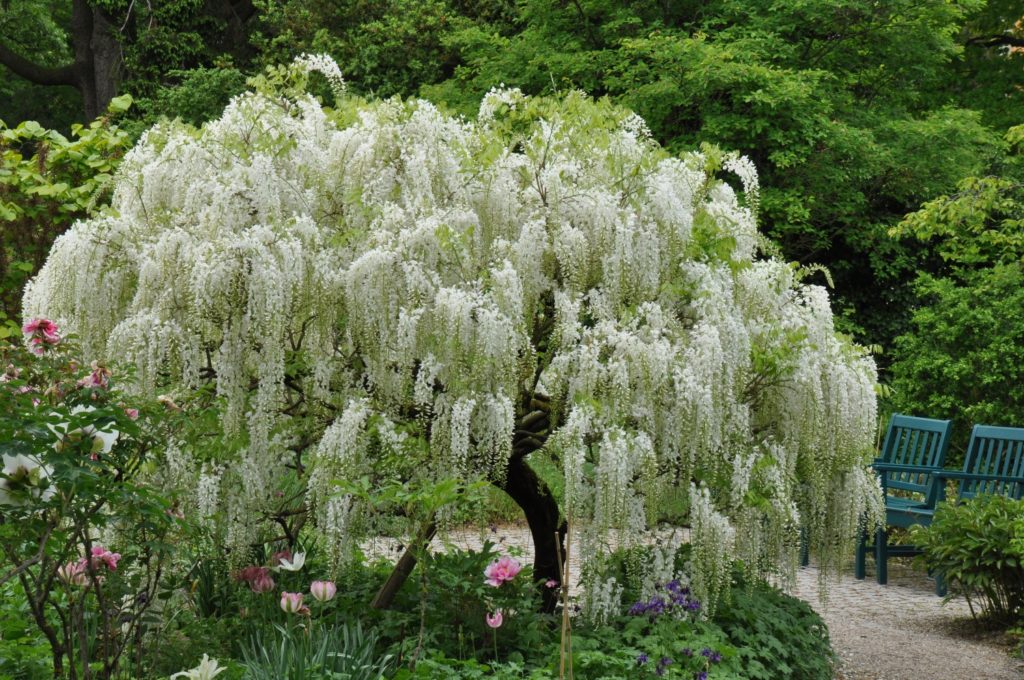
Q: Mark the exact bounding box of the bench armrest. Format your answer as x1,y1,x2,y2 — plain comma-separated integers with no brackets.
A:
870,462,941,474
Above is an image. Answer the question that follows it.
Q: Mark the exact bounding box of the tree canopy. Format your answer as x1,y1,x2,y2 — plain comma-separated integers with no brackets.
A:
4,0,1022,358
23,59,882,614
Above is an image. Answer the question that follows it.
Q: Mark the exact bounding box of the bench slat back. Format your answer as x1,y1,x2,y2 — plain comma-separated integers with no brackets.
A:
879,415,952,503
960,425,1024,500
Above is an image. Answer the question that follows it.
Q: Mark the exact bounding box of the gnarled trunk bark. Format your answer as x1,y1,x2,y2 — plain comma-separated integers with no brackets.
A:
0,0,122,120
372,396,566,613
499,451,567,613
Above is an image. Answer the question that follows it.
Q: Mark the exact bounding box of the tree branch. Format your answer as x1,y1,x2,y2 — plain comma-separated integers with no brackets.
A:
966,34,1024,49
0,41,76,86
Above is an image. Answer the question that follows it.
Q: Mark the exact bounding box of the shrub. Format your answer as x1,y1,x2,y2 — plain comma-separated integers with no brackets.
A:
912,494,1024,623
714,575,834,680
0,97,132,320
0,329,181,678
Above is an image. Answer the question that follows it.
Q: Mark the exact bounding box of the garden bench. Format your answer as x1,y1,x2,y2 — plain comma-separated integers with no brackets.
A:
853,414,952,584
870,423,1024,595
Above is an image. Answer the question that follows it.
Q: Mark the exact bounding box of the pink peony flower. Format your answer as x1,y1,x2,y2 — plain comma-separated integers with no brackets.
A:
310,580,337,603
250,571,276,594
484,555,522,587
280,591,304,614
485,610,504,628
90,545,121,571
22,318,60,355
77,361,111,389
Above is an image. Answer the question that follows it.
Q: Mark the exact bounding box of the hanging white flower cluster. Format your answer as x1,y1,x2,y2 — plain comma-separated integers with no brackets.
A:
24,56,880,606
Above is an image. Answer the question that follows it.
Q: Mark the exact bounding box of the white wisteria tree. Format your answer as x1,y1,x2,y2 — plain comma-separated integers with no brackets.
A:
24,57,882,614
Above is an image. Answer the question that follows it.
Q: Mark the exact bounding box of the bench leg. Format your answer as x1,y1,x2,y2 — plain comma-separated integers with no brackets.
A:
854,529,867,580
874,527,888,585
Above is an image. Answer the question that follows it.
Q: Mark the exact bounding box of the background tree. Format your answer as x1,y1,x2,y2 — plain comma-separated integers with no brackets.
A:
23,60,881,616
0,0,257,125
889,125,1024,456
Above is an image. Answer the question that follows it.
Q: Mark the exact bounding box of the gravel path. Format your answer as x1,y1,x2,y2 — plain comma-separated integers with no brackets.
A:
794,560,1024,680
368,525,1024,679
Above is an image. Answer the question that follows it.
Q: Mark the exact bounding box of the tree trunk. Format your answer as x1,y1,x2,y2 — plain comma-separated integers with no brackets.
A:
88,8,121,118
499,452,567,613
0,0,122,120
372,397,566,613
73,0,122,119
371,521,437,610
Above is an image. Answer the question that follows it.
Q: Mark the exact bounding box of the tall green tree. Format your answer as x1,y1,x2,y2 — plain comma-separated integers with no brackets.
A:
0,0,257,123
889,125,1024,452
413,0,1017,349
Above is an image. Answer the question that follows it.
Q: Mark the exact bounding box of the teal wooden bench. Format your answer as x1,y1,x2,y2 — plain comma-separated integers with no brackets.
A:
854,414,952,583
871,423,1024,595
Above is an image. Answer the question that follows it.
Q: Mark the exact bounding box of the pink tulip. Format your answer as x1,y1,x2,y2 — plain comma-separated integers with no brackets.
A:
124,408,139,420
251,571,276,594
90,546,121,571
235,565,268,583
58,561,89,587
545,579,559,589
280,591,304,614
310,580,337,602
485,610,504,628
484,556,522,587
270,550,292,567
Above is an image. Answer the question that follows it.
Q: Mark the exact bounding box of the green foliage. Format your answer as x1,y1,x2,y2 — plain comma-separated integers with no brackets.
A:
126,67,249,135
889,129,1024,454
0,580,51,679
0,100,132,317
251,0,517,100
912,495,1024,624
889,264,1024,457
715,575,833,680
241,622,392,680
893,124,1024,272
0,336,181,678
416,0,1010,349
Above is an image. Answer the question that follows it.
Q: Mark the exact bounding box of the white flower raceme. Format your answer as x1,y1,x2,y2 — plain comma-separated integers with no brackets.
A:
25,56,880,608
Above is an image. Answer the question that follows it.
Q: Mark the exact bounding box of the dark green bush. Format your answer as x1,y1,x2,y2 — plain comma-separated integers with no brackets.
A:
714,576,834,680
912,494,1024,623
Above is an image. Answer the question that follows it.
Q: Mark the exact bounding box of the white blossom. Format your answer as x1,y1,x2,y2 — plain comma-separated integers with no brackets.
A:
25,58,880,602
